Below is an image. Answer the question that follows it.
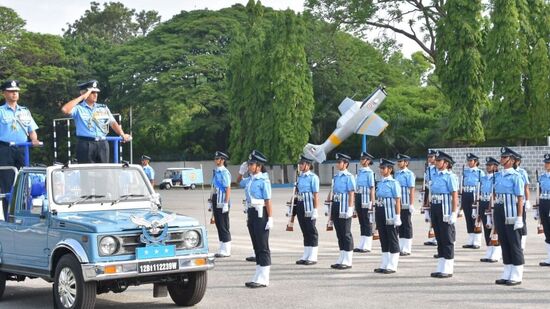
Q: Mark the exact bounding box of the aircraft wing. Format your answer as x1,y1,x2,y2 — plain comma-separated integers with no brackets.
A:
354,113,388,136
338,97,357,115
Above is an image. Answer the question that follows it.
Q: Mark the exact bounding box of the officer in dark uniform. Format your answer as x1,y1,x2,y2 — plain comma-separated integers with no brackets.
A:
330,153,356,270
479,157,501,262
461,153,485,249
395,154,415,256
430,151,459,278
212,151,232,258
494,147,525,285
537,153,550,266
354,151,375,253
295,155,320,265
61,80,131,163
239,150,272,288
0,80,41,200
373,159,402,274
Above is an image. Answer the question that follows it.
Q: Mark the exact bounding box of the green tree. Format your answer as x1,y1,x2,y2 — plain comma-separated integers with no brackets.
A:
527,38,550,142
0,6,25,50
435,0,487,145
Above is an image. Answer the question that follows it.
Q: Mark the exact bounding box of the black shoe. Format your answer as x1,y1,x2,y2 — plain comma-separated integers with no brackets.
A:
472,245,481,249
245,281,254,287
336,264,352,270
246,282,267,288
354,248,370,253
433,254,439,258
400,252,410,256
481,258,498,263
245,256,256,262
374,268,385,273
506,280,521,286
331,264,341,269
430,272,441,278
495,279,508,285
539,262,550,266
303,260,317,265
215,253,230,258
382,269,396,274
462,244,474,249
296,259,306,265
424,241,437,246
436,273,453,278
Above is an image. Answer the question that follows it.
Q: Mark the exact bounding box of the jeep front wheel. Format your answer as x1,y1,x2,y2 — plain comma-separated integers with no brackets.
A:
167,271,207,307
0,272,6,300
53,255,96,309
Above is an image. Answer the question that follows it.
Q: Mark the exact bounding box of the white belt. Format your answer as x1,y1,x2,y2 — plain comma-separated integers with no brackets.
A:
431,194,447,202
541,192,550,200
480,195,491,202
463,186,476,192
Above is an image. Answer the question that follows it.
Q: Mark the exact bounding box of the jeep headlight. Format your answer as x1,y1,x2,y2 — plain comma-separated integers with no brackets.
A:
99,236,119,256
183,230,200,248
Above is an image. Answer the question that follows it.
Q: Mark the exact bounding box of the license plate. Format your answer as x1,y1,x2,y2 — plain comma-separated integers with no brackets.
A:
136,244,176,259
138,259,179,274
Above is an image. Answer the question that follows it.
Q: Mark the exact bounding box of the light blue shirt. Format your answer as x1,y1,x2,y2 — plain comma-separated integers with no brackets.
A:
480,173,495,195
240,172,271,202
539,172,550,193
463,167,485,186
424,164,437,181
395,168,415,188
213,166,231,191
430,169,459,194
0,103,38,143
297,171,319,193
332,170,356,194
356,167,374,188
376,176,401,199
516,167,530,185
142,165,154,181
71,101,115,138
494,168,524,196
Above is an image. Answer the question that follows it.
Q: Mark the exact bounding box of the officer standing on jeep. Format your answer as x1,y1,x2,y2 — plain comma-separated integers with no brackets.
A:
61,80,131,163
0,80,41,196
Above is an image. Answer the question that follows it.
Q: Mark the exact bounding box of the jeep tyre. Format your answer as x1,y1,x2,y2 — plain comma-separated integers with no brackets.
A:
0,272,6,300
168,271,207,307
165,183,172,190
190,184,196,190
53,255,96,309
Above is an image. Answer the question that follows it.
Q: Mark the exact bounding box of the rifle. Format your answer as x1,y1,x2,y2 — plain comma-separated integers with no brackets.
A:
286,165,299,231
325,166,335,231
353,163,358,218
489,168,499,246
536,170,543,234
421,162,429,214
457,164,465,218
423,164,435,239
209,169,216,224
372,173,380,240
474,169,482,233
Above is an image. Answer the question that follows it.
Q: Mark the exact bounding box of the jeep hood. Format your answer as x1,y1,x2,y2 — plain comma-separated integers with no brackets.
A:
52,209,201,233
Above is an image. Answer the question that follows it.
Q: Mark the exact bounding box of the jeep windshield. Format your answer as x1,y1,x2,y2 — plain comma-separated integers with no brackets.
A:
52,166,152,205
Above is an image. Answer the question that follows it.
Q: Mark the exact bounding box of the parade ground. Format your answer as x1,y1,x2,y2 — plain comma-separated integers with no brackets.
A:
1,187,549,309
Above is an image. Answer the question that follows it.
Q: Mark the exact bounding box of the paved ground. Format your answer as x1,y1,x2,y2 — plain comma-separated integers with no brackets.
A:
1,187,549,308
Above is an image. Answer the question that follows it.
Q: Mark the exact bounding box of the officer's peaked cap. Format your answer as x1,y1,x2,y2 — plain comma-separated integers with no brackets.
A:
485,157,499,166
335,153,351,162
248,150,267,164
78,80,101,92
396,153,411,161
543,153,550,163
500,147,521,160
215,151,229,160
1,80,20,91
360,151,375,160
466,153,479,161
435,150,454,165
141,155,151,161
379,158,395,167
299,154,313,164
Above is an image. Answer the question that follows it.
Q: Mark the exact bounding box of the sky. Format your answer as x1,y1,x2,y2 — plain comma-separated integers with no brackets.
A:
0,0,418,57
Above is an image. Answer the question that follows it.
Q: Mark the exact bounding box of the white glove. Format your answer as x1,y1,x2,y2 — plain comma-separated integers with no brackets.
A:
534,209,540,221
485,215,493,229
311,208,318,221
409,205,415,214
265,217,273,230
525,200,532,210
449,212,457,225
222,203,229,213
424,210,431,223
394,215,402,227
471,208,478,219
207,200,212,212
238,161,248,175
514,217,524,230
345,207,354,219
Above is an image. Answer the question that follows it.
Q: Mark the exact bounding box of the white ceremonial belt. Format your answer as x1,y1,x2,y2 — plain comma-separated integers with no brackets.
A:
333,195,340,202
480,195,491,202
430,194,447,202
297,195,304,201
463,186,476,192
540,192,550,200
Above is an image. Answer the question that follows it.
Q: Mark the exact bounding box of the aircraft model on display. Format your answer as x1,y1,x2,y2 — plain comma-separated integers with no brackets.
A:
303,86,388,163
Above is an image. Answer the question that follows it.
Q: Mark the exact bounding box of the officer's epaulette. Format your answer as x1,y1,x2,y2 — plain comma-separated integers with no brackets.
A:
19,105,28,110
95,103,107,108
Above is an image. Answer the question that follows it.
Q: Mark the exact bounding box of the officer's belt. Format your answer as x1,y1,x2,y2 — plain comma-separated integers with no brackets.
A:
479,194,492,202
0,141,15,147
540,191,550,200
77,136,107,142
463,186,477,192
430,194,449,202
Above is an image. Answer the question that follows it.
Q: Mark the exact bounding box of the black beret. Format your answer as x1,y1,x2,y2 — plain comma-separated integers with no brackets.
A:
248,149,267,164
1,80,20,91
335,153,351,162
78,80,100,92
215,151,229,160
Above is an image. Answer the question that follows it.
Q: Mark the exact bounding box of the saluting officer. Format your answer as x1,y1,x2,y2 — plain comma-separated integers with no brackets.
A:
395,154,415,256
424,149,438,246
239,150,272,288
479,157,502,263
494,147,525,285
373,159,402,274
515,155,530,250
0,80,41,195
295,155,320,265
141,155,155,186
354,151,375,253
461,153,485,249
61,80,131,163
330,153,356,270
536,154,550,267
430,151,458,279
212,151,232,258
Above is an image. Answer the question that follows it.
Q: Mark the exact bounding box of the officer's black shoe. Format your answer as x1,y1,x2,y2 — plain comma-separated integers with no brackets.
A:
336,264,352,270
462,244,474,249
330,264,341,269
506,280,521,286
539,262,550,266
436,273,453,278
424,241,437,246
382,269,396,274
480,258,498,263
353,248,370,253
494,279,508,285
215,253,230,258
245,281,254,287
303,260,317,265
374,268,385,273
245,256,256,262
296,259,306,265
400,252,410,256
247,282,267,288
430,272,441,278
433,254,439,258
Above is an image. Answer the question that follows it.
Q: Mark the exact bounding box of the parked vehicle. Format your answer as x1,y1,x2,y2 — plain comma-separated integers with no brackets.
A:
159,168,203,190
0,163,214,308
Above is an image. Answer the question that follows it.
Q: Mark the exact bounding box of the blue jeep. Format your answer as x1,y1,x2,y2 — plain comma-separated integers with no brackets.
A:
0,163,214,308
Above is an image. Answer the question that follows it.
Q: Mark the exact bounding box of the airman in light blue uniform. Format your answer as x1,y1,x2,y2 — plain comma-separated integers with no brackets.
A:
295,155,320,265
354,151,375,253
537,153,550,266
461,153,485,249
211,151,232,258
395,153,415,256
